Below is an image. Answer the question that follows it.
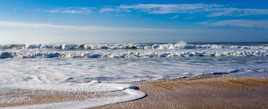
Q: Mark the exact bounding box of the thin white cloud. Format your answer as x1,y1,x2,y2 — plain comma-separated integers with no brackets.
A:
47,8,92,14
99,7,131,13
116,4,268,17
46,4,268,17
119,4,222,14
1,21,268,44
171,15,180,19
99,8,119,13
0,21,175,32
200,20,268,28
209,8,268,17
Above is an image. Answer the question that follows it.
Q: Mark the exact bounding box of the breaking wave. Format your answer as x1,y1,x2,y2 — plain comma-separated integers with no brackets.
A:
0,42,268,59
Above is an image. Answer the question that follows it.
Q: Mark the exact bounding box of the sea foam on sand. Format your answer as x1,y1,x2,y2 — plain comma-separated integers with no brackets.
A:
1,81,146,109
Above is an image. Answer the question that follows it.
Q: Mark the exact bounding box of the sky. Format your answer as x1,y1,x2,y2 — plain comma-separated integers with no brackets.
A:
0,0,268,44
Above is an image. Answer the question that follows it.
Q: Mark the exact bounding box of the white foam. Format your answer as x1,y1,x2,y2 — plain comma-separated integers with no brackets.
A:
2,82,146,109
0,42,268,59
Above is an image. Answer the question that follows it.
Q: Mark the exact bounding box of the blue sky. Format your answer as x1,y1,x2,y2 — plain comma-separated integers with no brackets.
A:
0,0,268,43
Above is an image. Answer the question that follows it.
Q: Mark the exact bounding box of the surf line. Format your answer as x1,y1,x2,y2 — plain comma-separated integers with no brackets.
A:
2,81,147,109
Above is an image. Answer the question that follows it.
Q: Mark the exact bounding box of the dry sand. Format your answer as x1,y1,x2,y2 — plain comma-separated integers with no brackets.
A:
1,75,268,109
94,75,268,109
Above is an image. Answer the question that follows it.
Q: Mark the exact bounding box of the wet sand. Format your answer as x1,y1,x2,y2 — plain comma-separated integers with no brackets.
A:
0,89,124,108
94,75,268,109
0,90,103,107
1,75,268,109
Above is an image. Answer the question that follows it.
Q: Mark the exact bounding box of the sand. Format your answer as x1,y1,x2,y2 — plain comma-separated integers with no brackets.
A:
0,89,122,108
93,75,268,109
1,75,268,109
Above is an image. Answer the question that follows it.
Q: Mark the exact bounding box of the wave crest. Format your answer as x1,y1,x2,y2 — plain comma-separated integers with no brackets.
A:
0,42,268,59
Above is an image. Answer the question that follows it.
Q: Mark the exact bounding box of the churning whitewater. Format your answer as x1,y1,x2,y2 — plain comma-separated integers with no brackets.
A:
0,42,268,59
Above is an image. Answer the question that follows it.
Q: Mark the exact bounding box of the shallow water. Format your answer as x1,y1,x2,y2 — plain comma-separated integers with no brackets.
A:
0,56,267,86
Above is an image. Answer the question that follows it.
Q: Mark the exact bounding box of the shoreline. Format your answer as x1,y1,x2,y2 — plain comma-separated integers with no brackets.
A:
1,75,268,109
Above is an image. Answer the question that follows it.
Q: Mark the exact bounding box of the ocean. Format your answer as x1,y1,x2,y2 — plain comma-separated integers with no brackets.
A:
0,42,268,109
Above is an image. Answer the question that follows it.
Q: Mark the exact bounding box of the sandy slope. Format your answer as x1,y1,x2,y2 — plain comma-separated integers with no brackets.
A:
93,76,268,109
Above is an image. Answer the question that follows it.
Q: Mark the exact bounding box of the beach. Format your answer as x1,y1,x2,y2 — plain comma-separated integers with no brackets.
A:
1,75,268,109
1,0,268,108
94,75,268,109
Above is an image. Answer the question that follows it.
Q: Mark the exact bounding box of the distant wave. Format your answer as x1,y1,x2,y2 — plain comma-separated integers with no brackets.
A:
0,42,267,59
0,41,192,50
